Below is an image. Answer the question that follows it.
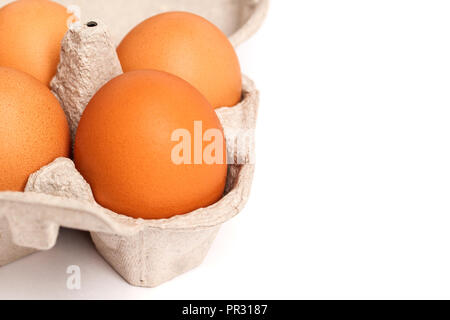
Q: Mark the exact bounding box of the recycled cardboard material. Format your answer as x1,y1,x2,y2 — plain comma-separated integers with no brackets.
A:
0,0,265,287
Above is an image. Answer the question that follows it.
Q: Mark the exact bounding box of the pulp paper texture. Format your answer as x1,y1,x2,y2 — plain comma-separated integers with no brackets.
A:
0,0,266,287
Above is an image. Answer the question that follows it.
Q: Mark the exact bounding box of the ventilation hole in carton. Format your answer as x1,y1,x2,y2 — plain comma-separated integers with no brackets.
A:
87,21,98,27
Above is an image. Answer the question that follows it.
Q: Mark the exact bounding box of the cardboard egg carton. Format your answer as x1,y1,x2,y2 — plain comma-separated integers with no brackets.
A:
0,0,266,287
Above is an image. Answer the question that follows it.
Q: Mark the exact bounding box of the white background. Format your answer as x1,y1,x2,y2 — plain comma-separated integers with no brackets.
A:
2,0,450,299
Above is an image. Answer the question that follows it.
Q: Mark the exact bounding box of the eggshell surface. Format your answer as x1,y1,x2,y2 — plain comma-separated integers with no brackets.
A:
0,67,71,191
0,0,70,86
117,11,242,109
74,70,228,220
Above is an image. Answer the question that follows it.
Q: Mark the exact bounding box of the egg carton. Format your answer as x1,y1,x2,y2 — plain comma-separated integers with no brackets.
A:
0,0,266,287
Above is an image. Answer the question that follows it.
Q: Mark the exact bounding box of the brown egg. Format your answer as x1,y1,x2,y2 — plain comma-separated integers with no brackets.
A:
0,67,71,191
117,11,242,109
74,70,228,220
0,0,70,86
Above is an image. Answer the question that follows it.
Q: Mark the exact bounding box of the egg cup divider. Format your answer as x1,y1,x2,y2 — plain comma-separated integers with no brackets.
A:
0,19,259,287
